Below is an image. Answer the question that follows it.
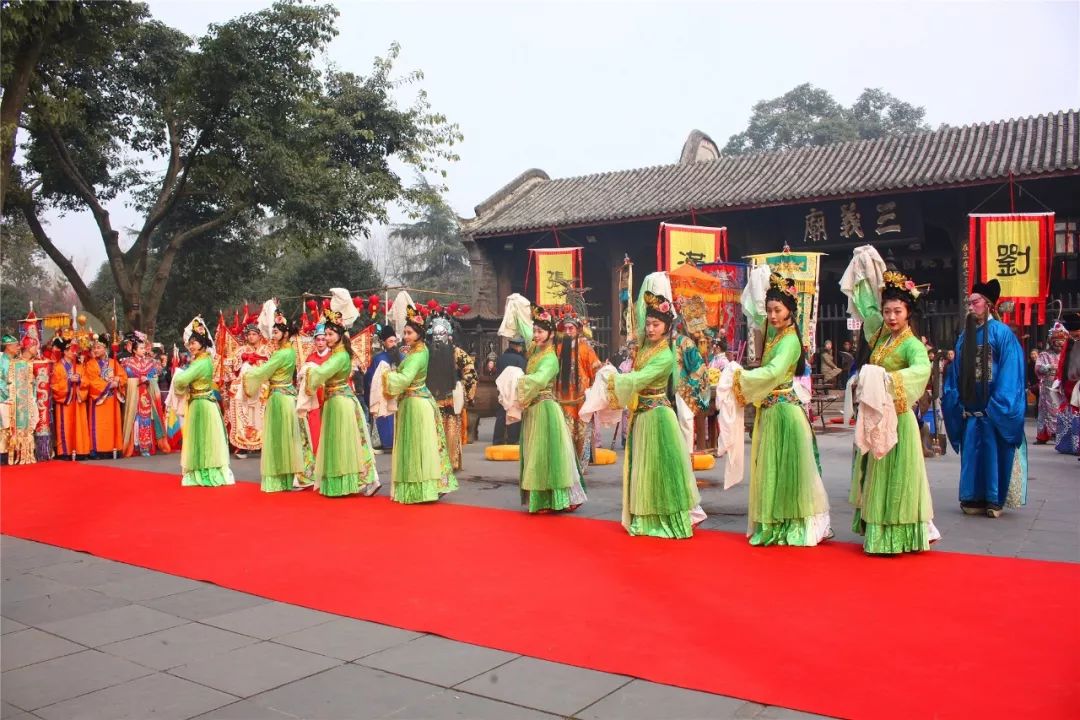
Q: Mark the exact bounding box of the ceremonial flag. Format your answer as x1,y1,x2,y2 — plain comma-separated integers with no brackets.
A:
657,223,728,270
528,248,582,306
969,212,1054,324
745,251,825,353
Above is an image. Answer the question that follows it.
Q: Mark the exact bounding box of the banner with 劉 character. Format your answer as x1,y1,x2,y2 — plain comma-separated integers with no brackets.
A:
528,248,582,306
657,223,728,270
968,213,1054,324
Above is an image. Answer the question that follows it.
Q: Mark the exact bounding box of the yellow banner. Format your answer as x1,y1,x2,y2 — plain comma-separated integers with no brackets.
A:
983,220,1042,298
668,229,719,268
535,250,577,306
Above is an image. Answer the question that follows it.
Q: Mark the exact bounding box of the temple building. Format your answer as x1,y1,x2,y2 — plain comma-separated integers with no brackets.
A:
462,108,1080,355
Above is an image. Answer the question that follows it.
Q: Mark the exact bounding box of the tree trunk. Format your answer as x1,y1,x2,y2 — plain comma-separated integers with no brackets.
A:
0,32,46,213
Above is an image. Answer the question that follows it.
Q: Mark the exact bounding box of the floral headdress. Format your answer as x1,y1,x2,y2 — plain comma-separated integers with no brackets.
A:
405,303,427,336
643,291,674,322
883,270,923,300
768,272,798,298
531,303,556,333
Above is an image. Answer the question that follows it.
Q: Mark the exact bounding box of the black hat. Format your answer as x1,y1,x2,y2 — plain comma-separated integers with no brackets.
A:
970,279,1001,305
378,324,397,342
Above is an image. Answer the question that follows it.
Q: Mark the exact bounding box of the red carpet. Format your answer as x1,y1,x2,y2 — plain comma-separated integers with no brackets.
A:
2,463,1078,720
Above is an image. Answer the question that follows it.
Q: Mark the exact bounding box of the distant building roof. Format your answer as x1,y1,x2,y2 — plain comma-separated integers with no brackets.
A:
464,109,1080,237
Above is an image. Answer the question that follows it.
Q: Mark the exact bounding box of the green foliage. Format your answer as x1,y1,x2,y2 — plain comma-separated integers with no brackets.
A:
0,216,71,330
389,178,471,297
7,1,460,339
723,83,930,155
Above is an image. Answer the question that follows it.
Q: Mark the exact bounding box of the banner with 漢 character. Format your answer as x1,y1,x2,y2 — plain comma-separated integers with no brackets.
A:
968,213,1054,324
657,223,728,270
528,248,582,306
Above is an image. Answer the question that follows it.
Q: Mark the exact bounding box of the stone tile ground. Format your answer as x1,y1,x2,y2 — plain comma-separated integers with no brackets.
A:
2,419,1075,719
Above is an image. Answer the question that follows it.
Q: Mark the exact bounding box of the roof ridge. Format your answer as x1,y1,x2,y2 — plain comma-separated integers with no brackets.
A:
534,108,1079,186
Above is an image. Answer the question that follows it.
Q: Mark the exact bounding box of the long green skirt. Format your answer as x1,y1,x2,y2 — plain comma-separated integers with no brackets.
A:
623,405,700,538
519,398,586,512
391,396,456,504
747,401,830,546
181,397,234,487
314,394,378,497
850,410,935,554
259,390,310,492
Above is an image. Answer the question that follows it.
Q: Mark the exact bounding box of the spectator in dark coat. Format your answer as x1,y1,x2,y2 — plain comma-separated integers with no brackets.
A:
492,336,527,445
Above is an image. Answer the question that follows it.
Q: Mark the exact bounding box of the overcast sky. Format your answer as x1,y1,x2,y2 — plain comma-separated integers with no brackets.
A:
38,0,1080,276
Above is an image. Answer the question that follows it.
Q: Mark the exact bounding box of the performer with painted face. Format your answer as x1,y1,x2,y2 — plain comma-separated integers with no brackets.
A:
842,246,937,554
942,279,1027,516
498,293,586,513
425,307,477,471
304,291,380,498
1035,322,1069,445
85,333,127,459
554,312,601,470
734,271,831,546
244,302,314,492
380,297,456,503
173,317,234,487
605,272,704,538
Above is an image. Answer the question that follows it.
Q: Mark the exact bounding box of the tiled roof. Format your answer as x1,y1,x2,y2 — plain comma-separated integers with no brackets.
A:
464,109,1080,237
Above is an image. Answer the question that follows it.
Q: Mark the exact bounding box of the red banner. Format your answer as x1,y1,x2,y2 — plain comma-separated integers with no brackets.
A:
968,213,1054,325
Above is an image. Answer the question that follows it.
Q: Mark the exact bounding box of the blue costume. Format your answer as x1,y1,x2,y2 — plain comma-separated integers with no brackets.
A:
942,314,1026,512
364,325,398,450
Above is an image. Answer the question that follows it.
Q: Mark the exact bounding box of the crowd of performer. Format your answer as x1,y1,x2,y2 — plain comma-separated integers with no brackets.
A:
3,244,1078,556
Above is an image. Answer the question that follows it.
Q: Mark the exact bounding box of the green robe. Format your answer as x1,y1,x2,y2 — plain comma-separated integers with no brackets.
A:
849,281,935,554
511,318,586,513
738,327,830,546
243,346,313,492
611,340,700,538
174,353,233,487
305,346,378,497
384,343,456,503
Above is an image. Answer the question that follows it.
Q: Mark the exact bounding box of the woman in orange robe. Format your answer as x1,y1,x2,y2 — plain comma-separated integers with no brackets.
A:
85,334,127,458
50,338,91,459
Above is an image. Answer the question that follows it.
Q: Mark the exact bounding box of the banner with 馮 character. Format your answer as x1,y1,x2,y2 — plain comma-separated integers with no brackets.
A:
657,223,728,270
969,212,1054,324
529,248,582,306
744,251,824,353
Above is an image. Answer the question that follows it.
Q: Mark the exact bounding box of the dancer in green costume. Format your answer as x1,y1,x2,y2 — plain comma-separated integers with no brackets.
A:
381,300,456,504
304,297,380,498
499,294,586,513
174,317,234,487
243,303,314,492
843,249,937,554
607,273,703,538
736,272,831,546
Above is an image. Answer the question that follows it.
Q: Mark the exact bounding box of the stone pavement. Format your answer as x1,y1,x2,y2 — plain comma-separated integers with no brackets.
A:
2,419,1076,719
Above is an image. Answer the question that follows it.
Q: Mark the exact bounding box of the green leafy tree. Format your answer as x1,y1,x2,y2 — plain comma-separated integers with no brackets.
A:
389,179,471,296
0,216,73,330
7,1,460,339
723,83,929,155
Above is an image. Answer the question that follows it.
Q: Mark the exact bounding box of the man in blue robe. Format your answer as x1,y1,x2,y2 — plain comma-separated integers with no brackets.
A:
943,279,1027,518
364,324,399,452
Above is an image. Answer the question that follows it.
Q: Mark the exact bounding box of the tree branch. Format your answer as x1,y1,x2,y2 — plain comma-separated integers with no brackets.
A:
18,199,104,321
140,206,244,337
132,115,183,277
41,122,134,303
